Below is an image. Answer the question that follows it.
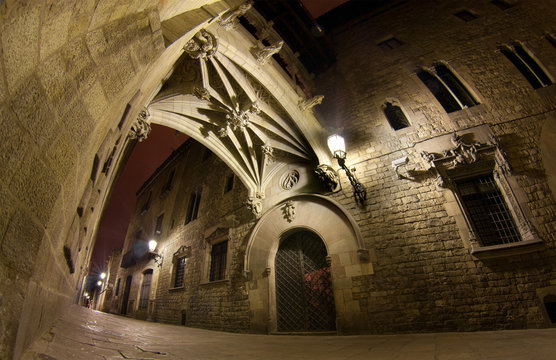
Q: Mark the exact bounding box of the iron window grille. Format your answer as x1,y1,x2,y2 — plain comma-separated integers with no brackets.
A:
417,64,478,113
174,257,187,288
456,174,521,246
500,44,552,89
209,241,228,281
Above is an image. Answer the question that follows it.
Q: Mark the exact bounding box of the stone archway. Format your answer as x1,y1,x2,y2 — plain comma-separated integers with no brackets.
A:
244,194,373,334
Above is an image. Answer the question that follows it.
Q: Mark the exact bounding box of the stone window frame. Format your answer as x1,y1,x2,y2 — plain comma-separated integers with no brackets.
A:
170,245,191,290
499,42,553,89
201,227,231,284
381,98,411,131
155,213,164,237
160,168,176,198
417,62,480,113
420,130,543,259
377,36,403,51
223,173,235,194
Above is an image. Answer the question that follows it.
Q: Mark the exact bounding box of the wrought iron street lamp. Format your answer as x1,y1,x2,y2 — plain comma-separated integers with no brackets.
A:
327,134,367,203
148,240,163,267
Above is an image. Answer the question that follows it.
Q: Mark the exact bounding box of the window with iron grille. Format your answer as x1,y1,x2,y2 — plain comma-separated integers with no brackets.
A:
138,270,153,310
115,278,121,296
500,44,552,89
209,241,228,281
383,102,410,130
174,257,186,288
417,64,478,113
456,174,521,246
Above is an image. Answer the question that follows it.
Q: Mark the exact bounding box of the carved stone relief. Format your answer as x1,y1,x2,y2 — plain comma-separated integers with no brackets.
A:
245,193,265,218
129,109,151,142
298,95,324,111
219,2,252,30
281,201,296,222
280,170,300,190
315,164,340,192
253,41,284,65
184,29,218,59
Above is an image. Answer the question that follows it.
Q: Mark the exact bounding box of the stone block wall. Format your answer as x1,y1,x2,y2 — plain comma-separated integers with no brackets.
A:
0,0,172,358
117,140,253,332
314,0,556,333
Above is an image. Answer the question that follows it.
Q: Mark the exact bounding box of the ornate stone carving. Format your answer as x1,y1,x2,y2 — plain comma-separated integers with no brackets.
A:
129,109,151,142
193,87,211,101
226,108,250,131
173,245,191,259
281,201,296,222
184,29,218,59
219,2,252,30
245,193,265,218
315,164,340,192
298,95,324,111
253,41,284,65
218,127,229,138
280,170,300,190
261,144,274,164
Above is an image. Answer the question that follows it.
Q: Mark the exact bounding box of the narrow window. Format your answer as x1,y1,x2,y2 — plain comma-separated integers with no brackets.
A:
224,174,234,193
138,270,153,310
546,33,556,48
102,147,116,174
140,191,151,215
456,174,521,246
454,10,478,22
501,44,552,89
115,278,121,296
161,169,175,197
209,241,228,281
378,37,403,51
417,65,478,113
383,102,410,130
155,213,164,236
202,148,212,162
174,257,187,287
91,154,100,182
490,0,513,10
185,187,202,224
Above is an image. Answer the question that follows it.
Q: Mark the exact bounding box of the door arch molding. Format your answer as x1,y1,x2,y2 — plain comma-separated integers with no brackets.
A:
244,194,373,334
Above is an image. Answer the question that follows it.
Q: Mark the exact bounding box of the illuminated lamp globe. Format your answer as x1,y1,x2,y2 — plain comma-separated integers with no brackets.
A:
100,272,106,279
148,240,157,252
327,134,346,160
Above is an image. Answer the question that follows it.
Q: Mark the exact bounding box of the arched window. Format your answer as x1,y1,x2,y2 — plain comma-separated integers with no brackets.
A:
417,64,478,113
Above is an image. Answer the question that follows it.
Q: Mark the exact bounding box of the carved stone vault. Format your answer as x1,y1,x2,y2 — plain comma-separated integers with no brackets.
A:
147,24,332,216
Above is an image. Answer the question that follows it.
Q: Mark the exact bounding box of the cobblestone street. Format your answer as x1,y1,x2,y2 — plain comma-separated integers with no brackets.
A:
21,305,556,359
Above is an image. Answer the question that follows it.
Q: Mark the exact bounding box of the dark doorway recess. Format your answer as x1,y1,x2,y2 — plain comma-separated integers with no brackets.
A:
275,230,336,332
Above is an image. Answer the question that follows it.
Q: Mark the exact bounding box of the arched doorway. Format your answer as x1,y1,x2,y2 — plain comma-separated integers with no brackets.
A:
275,230,336,332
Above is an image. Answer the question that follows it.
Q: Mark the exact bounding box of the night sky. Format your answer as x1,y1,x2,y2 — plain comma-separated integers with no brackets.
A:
90,0,349,268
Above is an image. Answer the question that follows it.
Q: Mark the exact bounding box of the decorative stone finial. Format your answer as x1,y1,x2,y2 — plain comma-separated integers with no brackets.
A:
298,95,324,111
184,29,218,59
253,41,284,65
129,109,151,142
261,144,274,165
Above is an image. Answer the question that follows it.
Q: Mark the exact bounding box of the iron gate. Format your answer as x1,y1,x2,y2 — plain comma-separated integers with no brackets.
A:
275,231,336,332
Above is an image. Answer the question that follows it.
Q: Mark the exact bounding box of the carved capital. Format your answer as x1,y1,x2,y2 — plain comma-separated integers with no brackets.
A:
253,41,284,65
245,193,264,218
226,108,250,131
315,164,340,192
261,144,274,165
184,29,218,59
129,109,151,142
298,95,324,111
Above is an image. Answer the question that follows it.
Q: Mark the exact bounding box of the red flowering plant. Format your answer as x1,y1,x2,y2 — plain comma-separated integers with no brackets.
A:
304,267,332,307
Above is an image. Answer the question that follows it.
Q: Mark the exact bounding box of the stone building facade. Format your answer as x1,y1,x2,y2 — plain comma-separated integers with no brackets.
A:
0,0,555,358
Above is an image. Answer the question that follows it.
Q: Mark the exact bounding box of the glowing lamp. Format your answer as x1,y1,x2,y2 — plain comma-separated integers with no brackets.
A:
148,239,157,252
